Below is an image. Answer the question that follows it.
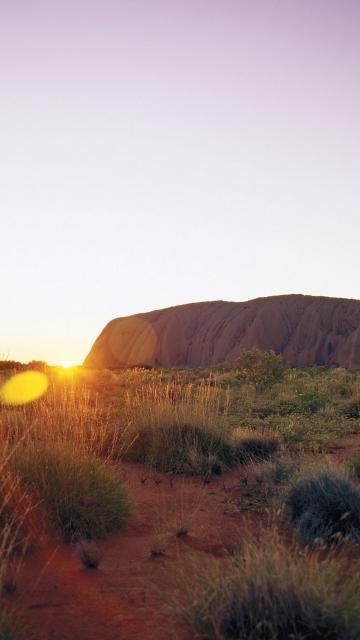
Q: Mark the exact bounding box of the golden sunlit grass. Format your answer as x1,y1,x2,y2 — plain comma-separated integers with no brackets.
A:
173,529,360,639
1,370,238,470
122,380,238,474
0,368,133,547
120,380,281,473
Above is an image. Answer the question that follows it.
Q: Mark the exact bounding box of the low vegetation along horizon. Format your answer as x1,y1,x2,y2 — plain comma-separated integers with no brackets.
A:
0,351,360,638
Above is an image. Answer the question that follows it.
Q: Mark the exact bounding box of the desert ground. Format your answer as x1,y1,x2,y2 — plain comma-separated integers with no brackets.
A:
1,356,360,639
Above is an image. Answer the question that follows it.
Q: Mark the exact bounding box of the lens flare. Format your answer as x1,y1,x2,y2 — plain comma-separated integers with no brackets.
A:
0,371,49,406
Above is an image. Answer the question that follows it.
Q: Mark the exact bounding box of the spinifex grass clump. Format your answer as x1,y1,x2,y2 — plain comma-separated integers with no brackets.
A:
123,381,237,474
126,421,236,475
176,533,360,640
234,429,279,463
254,455,297,486
9,443,132,542
285,462,360,546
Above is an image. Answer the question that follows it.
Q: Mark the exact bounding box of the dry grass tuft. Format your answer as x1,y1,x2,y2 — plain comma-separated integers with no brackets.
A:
173,529,360,639
9,442,132,542
285,461,360,547
122,381,236,474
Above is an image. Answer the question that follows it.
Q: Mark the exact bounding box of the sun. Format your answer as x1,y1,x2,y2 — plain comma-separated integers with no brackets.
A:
61,361,73,369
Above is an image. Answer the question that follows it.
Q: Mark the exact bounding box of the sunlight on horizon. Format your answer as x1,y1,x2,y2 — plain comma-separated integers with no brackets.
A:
61,361,73,369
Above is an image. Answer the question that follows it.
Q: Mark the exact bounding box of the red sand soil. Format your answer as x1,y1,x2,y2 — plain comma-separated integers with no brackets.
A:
5,463,259,640
4,436,360,640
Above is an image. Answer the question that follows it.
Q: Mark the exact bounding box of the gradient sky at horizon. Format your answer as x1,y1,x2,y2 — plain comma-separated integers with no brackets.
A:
1,0,360,364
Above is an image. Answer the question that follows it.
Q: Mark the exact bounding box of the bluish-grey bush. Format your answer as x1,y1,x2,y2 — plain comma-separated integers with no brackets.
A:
285,463,360,546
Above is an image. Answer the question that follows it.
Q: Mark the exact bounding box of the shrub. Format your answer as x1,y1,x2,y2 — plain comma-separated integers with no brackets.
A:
125,418,279,476
126,421,236,475
341,400,360,420
253,455,298,486
9,443,132,542
176,533,360,640
234,430,279,463
235,350,287,392
123,381,235,475
279,391,327,415
285,463,360,546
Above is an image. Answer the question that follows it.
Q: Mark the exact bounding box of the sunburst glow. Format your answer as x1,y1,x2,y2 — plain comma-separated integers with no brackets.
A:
61,361,73,369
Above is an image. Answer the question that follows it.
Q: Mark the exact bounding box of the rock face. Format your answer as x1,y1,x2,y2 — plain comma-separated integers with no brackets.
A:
84,295,360,369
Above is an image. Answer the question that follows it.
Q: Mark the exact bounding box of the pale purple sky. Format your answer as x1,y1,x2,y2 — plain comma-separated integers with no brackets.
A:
1,1,360,364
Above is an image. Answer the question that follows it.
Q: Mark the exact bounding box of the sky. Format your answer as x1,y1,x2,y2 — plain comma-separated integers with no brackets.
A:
1,0,360,365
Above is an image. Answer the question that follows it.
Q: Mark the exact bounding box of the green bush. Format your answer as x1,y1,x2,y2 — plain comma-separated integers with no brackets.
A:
236,350,287,392
341,400,360,420
278,391,327,415
285,463,360,546
10,444,132,542
177,533,360,640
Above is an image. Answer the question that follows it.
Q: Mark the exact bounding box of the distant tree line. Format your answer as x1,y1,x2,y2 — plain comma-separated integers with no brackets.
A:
0,360,47,372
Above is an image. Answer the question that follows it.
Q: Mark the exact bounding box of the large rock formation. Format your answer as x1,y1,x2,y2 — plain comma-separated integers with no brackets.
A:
84,295,360,369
